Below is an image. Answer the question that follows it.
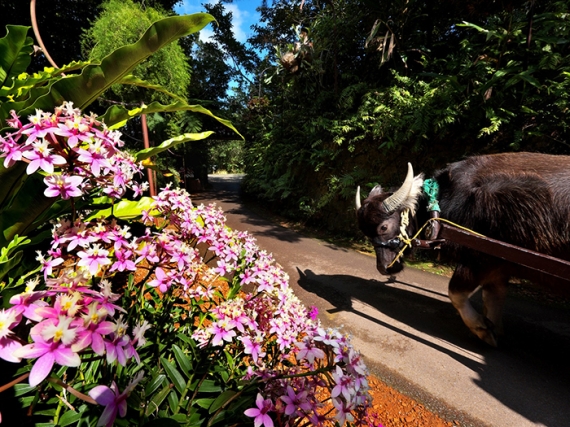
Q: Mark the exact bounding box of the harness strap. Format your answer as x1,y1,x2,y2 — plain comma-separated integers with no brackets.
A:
386,217,485,269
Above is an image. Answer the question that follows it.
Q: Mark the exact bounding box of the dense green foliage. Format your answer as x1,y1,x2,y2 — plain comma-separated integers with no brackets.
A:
240,0,570,235
0,0,181,72
81,0,191,103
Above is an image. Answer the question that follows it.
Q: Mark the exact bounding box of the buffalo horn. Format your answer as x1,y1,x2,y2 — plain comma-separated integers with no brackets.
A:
382,163,414,212
355,186,362,210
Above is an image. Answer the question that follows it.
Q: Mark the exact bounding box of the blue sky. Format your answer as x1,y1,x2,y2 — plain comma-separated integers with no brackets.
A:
175,0,262,44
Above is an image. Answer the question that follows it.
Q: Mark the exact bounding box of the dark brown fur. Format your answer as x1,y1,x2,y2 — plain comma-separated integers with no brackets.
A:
357,152,570,345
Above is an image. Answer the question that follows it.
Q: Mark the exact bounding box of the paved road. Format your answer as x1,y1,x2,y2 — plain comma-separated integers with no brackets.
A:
193,174,570,427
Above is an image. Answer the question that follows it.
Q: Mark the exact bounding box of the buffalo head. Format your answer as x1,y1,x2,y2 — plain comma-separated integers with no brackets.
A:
356,163,423,275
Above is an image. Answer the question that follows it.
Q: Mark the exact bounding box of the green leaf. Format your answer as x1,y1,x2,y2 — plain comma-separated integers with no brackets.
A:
517,71,541,88
17,14,216,117
145,383,172,416
0,249,22,281
136,132,214,162
161,357,187,394
0,162,27,208
99,100,243,139
86,197,156,220
145,373,167,396
14,383,36,397
194,397,215,409
58,410,82,426
167,389,180,413
119,75,187,104
143,418,182,427
0,234,30,260
172,345,192,378
34,408,57,416
0,25,33,88
209,390,237,414
0,172,54,245
191,379,221,393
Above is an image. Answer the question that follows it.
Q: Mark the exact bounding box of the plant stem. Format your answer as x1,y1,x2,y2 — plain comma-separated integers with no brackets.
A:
0,372,30,393
46,376,97,405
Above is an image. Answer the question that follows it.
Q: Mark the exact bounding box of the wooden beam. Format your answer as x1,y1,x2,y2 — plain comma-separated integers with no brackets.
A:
439,224,570,283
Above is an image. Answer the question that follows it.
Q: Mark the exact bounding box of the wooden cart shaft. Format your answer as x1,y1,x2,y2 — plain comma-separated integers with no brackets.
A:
413,223,570,289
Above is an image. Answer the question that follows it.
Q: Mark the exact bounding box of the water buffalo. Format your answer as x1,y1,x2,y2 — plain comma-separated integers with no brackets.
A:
355,152,570,346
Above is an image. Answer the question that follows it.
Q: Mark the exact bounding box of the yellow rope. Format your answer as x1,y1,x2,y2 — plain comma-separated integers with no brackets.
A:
399,209,412,245
386,217,485,269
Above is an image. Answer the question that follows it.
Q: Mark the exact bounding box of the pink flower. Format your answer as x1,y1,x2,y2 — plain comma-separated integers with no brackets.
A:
77,142,111,176
147,267,171,293
109,249,136,272
104,316,132,366
239,335,266,363
209,319,236,346
6,110,22,128
244,393,274,427
36,251,64,280
44,174,84,199
0,309,22,363
331,365,356,401
14,320,81,386
22,140,66,174
73,303,116,355
295,339,325,364
0,136,24,168
77,244,111,275
53,118,93,148
280,386,312,417
89,371,144,427
131,320,151,348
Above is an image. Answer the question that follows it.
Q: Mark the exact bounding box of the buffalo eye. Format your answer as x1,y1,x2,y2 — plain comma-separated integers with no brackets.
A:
380,224,388,232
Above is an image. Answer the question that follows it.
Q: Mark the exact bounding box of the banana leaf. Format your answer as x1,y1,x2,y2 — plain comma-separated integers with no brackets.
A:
16,13,216,117
0,25,33,88
100,100,243,139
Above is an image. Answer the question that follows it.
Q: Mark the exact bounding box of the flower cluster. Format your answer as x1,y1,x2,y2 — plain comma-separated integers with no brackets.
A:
0,256,147,388
0,102,145,199
0,104,373,426
150,187,372,426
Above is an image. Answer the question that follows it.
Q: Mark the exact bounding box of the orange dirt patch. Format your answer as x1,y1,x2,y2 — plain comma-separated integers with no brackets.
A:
367,376,458,427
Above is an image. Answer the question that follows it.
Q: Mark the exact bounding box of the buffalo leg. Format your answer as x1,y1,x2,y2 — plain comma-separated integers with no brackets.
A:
481,272,509,338
448,264,500,346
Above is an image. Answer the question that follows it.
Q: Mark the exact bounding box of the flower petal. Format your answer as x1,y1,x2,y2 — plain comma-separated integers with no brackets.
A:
0,337,22,363
29,352,55,387
98,402,119,427
53,346,81,367
118,399,128,417
13,342,49,359
89,385,116,406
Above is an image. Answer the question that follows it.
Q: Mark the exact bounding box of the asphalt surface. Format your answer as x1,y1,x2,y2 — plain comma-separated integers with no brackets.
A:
192,174,570,427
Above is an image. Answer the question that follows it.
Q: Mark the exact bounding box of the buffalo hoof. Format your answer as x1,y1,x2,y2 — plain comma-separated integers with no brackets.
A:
472,317,499,347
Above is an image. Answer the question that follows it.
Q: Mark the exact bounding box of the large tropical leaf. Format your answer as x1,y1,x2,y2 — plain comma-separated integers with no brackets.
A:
0,162,27,208
99,100,243,138
0,25,33,88
118,75,187,104
135,131,215,161
0,172,54,246
15,13,216,117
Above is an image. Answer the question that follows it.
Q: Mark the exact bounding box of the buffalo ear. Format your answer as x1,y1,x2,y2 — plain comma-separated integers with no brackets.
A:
368,185,384,198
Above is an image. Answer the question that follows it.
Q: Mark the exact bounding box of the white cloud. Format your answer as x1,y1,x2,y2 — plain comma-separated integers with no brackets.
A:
175,1,258,44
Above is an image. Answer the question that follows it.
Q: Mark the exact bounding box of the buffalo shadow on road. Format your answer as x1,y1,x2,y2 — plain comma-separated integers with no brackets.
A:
297,268,570,427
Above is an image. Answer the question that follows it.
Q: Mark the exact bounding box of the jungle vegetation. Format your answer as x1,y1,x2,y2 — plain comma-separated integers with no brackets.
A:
2,0,569,236
239,0,570,236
